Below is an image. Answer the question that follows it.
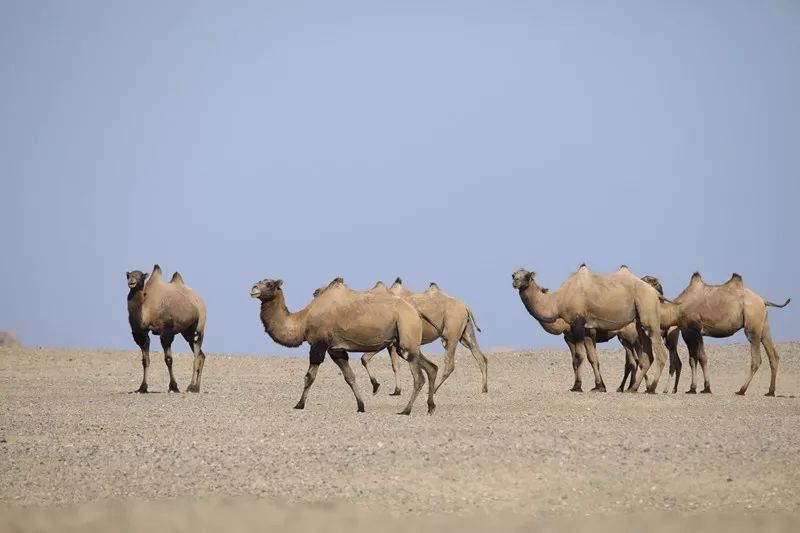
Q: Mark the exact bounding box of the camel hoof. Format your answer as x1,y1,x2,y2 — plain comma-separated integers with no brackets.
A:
389,388,402,396
591,385,607,393
427,404,436,415
686,389,697,394
701,388,712,394
186,384,200,393
397,410,411,416
135,384,148,394
371,381,380,395
294,402,305,410
625,388,638,394
570,387,583,393
645,388,657,395
765,391,775,397
357,402,365,413
481,386,488,394
168,382,180,393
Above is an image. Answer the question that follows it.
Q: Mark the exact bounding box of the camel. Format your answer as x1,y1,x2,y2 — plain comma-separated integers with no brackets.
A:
126,265,207,393
513,271,645,392
656,272,790,396
640,275,684,393
358,278,488,395
511,265,670,393
251,277,439,415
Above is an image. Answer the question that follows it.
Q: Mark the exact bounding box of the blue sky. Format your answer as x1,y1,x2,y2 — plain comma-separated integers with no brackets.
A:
1,1,797,355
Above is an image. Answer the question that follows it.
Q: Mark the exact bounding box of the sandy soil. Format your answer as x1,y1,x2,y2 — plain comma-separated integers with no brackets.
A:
1,342,799,532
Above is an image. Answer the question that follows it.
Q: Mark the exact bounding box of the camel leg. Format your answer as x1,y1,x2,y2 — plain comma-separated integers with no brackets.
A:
644,328,669,394
665,327,682,394
186,331,205,393
161,331,179,393
618,341,635,392
360,350,381,395
683,330,700,394
133,330,150,393
418,351,439,414
434,336,458,393
330,350,365,412
696,337,712,394
584,337,606,392
398,350,425,415
628,330,654,393
761,321,780,397
388,345,403,396
459,322,489,393
736,332,763,396
295,344,326,410
564,335,583,392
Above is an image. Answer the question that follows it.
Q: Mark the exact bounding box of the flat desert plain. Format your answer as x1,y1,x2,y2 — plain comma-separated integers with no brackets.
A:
1,342,799,532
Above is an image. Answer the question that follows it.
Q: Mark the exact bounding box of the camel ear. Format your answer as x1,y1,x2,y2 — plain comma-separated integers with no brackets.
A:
275,279,283,289
527,271,536,281
125,271,130,278
142,273,149,282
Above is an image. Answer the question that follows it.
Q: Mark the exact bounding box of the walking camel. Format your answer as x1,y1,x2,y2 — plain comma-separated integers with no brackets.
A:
126,265,207,393
357,279,488,395
511,265,671,393
252,277,439,414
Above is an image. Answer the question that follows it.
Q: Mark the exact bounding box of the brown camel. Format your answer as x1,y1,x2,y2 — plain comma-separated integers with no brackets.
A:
513,272,644,392
126,265,207,393
358,278,488,395
251,277,439,414
660,272,789,396
640,275,684,393
511,265,670,393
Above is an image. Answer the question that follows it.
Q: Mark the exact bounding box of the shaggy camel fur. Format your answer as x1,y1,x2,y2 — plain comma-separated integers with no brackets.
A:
252,277,439,414
513,275,643,392
358,278,488,395
126,265,207,393
661,272,789,396
511,265,670,393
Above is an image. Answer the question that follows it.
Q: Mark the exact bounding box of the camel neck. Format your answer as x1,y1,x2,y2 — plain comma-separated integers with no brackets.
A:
519,286,559,323
259,292,307,348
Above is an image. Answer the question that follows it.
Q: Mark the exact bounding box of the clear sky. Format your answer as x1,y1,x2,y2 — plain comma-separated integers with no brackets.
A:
1,1,797,356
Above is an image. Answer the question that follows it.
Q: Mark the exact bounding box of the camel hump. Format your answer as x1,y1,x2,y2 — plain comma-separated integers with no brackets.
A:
170,272,185,285
691,272,703,283
619,264,630,271
729,273,743,284
393,277,403,286
427,282,440,292
579,262,588,269
327,277,345,288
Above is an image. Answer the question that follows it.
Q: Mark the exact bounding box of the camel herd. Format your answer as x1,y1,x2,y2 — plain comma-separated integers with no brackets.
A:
125,264,790,415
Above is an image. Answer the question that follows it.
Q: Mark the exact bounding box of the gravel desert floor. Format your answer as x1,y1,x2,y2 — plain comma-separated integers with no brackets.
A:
1,342,799,532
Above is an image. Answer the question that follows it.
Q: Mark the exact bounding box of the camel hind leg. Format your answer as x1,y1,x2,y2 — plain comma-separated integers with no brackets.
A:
564,335,583,392
761,320,780,396
330,350,365,412
433,336,458,394
736,318,767,396
388,345,403,395
459,321,488,393
664,327,681,394
360,350,381,395
628,329,654,393
185,330,206,393
618,339,636,393
583,336,607,392
161,331,179,392
133,330,150,393
398,348,438,415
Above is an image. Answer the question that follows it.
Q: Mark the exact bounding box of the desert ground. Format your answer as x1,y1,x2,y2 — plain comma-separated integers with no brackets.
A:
1,342,799,532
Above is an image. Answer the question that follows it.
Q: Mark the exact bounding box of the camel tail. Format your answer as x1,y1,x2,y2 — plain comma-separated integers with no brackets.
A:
467,308,482,333
765,298,791,308
658,295,675,304
419,311,444,337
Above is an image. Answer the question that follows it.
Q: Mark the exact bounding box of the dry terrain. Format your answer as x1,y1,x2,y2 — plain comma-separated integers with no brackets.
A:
1,342,799,532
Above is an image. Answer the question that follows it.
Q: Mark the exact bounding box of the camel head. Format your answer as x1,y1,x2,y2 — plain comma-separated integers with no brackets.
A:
126,270,148,290
250,279,283,301
641,275,664,296
511,269,536,290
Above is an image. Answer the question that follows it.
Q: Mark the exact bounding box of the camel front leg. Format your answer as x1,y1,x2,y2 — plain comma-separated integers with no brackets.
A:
418,351,438,415
618,340,635,392
433,337,458,393
628,330,654,393
644,328,669,394
665,327,682,394
132,330,150,393
564,335,583,392
583,336,606,392
360,350,381,395
398,349,424,415
161,331,179,392
295,344,325,410
330,350,365,412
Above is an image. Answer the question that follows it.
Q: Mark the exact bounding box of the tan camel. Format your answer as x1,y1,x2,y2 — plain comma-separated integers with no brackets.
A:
126,265,207,393
513,272,644,392
251,277,439,414
640,275,684,393
358,278,488,395
663,272,789,396
511,265,670,393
